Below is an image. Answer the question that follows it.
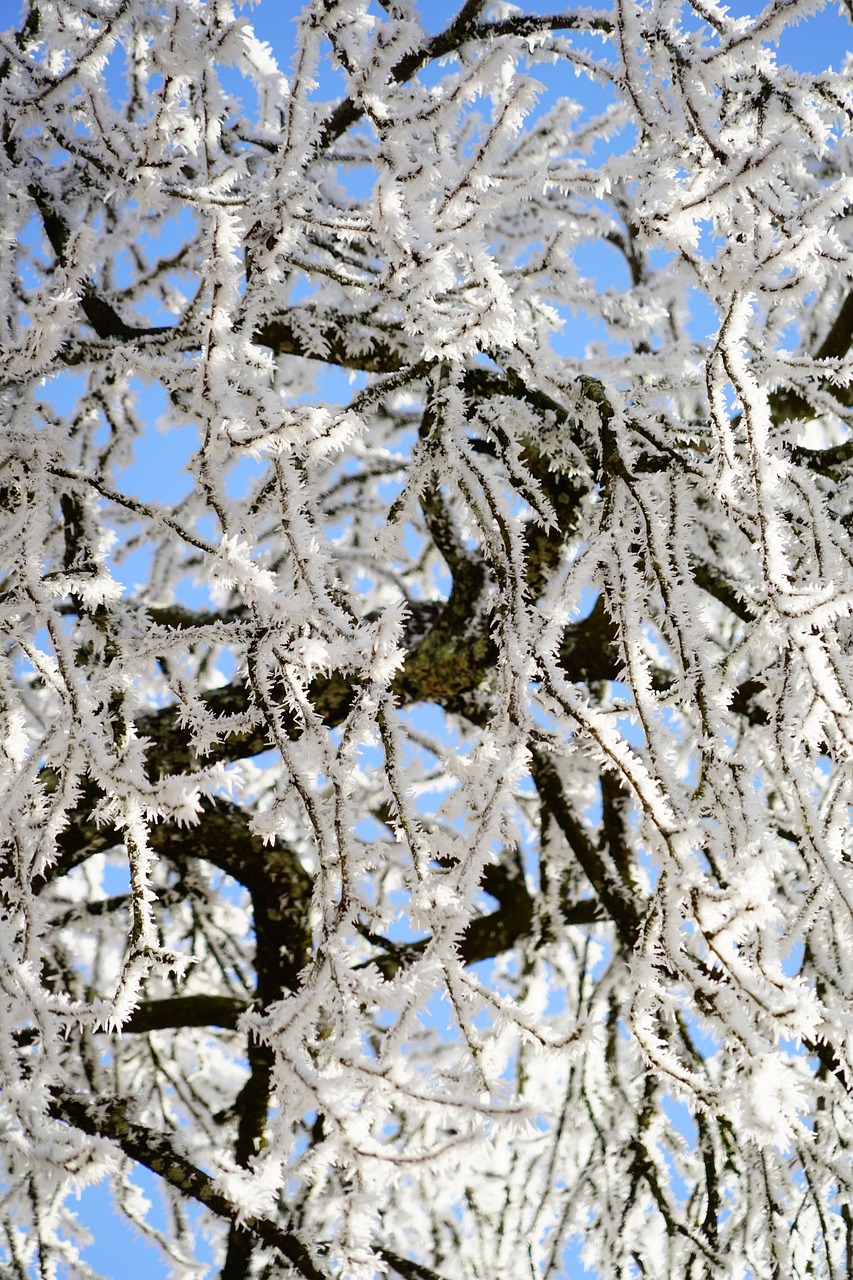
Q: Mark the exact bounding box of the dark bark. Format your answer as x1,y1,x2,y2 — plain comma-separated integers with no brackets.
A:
50,1092,329,1280
12,3,853,1270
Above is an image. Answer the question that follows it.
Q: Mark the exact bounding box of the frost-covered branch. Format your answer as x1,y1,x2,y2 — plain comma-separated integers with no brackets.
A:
2,0,853,1275
50,1092,329,1280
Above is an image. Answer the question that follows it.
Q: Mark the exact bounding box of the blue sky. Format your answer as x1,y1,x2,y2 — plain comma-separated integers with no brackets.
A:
2,0,851,1274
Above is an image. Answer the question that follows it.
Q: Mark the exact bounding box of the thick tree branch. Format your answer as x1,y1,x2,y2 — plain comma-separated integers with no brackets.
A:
50,1092,329,1280
125,995,247,1033
316,6,613,151
815,289,853,362
254,311,414,374
51,1093,457,1280
382,1250,458,1280
531,750,643,948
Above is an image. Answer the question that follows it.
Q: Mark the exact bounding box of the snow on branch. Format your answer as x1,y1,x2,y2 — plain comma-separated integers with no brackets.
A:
1,0,853,1276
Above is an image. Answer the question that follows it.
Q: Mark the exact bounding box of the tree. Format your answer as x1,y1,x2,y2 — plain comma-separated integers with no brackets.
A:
1,0,853,1274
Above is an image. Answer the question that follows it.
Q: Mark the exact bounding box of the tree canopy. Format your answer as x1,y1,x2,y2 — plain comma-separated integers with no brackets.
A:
1,0,853,1276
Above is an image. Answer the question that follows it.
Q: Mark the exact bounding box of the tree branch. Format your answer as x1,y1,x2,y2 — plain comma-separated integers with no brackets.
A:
531,750,642,948
815,289,853,362
254,310,414,374
50,1092,329,1280
316,6,613,151
125,995,247,1034
51,1093,458,1280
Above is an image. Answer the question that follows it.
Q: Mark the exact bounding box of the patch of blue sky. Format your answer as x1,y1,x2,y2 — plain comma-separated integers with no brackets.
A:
778,1035,815,1070
772,308,809,354
99,851,132,899
540,974,571,1022
353,813,390,854
372,470,407,515
588,933,614,982
15,211,49,290
661,1089,699,1147
36,369,88,416
677,1005,721,1061
647,0,851,73
133,209,200,320
515,788,545,890
815,753,832,778
355,738,385,775
111,541,170,604
410,773,461,820
753,0,852,73
70,1176,175,1280
550,302,630,361
615,710,645,754
97,30,142,108
8,625,51,697
656,1095,698,1207
557,1236,603,1280
166,563,223,613
223,451,269,501
572,237,632,294
693,218,727,264
781,937,805,980
114,391,197,503
334,160,380,204
685,286,722,344
205,647,241,690
383,886,426,948
84,1164,220,1279
412,984,457,1039
527,37,618,110
217,62,261,125
583,781,604,831
526,682,564,742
